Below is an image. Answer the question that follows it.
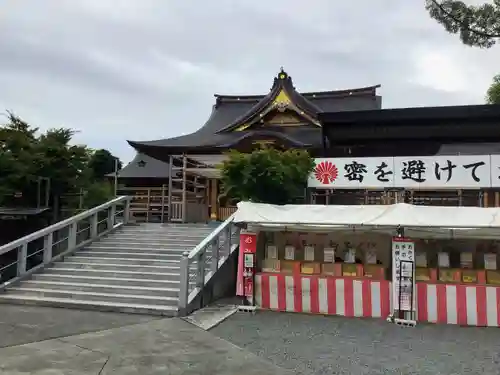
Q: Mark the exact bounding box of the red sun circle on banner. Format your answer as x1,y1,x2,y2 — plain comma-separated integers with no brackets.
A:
314,161,338,184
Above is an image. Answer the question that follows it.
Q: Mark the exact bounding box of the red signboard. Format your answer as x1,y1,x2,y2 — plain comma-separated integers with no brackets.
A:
240,231,257,254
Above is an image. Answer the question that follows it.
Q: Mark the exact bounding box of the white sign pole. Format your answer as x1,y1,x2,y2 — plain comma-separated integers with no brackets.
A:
390,237,416,326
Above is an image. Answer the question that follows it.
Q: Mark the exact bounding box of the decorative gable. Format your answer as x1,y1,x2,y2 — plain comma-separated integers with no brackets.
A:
219,68,322,133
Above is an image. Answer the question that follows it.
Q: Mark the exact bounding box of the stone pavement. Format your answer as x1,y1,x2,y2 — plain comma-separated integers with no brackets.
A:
0,304,159,348
0,308,292,375
212,311,500,375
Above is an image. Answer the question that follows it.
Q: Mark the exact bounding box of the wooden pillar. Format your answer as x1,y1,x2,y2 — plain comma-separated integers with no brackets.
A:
210,179,218,220
483,190,489,208
167,155,173,222
182,155,187,223
495,191,500,207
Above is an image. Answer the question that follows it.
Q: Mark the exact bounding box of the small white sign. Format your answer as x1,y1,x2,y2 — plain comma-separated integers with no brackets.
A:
304,245,315,261
244,253,254,268
266,245,277,259
415,252,427,268
438,252,450,268
485,253,497,270
284,245,295,260
365,249,377,265
460,252,474,269
323,247,336,263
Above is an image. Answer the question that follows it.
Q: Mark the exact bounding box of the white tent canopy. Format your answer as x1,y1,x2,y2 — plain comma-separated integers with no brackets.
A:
233,202,500,239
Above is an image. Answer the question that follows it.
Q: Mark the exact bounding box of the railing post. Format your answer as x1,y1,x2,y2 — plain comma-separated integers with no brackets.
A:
196,250,206,288
17,243,28,276
224,224,232,258
123,198,131,224
43,232,53,264
90,213,98,238
68,223,77,250
210,236,220,275
108,205,116,230
179,251,190,309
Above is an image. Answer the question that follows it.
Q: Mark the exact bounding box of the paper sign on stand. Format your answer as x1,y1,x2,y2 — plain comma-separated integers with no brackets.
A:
304,245,315,261
266,245,277,259
391,238,416,315
438,252,450,268
323,247,335,263
485,253,497,270
284,245,295,260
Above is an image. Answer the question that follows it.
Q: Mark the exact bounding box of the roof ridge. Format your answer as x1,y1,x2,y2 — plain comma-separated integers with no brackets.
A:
214,84,381,101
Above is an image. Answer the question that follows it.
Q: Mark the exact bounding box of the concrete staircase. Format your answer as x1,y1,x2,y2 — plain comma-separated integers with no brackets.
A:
0,223,215,316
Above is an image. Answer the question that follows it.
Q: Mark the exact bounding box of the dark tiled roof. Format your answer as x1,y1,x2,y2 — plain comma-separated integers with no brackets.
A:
128,73,381,153
319,104,500,125
437,142,500,155
108,153,171,179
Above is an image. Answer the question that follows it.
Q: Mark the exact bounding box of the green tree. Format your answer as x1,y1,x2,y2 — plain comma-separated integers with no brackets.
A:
0,112,118,216
425,0,500,48
486,74,500,103
219,148,315,205
0,112,40,206
87,149,122,180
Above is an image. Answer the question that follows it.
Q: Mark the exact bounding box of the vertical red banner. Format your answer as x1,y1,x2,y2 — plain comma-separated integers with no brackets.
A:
236,231,257,296
240,231,257,254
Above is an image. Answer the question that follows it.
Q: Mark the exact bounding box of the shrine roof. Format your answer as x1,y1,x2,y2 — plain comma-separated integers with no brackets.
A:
319,104,500,125
128,69,381,154
108,153,171,179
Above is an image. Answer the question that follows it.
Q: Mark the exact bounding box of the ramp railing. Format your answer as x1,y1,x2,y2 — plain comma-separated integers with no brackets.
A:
0,196,132,289
178,214,240,310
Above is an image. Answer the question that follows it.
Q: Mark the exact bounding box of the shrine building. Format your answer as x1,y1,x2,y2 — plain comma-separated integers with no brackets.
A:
126,68,381,222
123,68,500,222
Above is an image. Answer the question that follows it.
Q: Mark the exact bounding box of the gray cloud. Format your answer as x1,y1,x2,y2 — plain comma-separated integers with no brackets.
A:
0,0,499,162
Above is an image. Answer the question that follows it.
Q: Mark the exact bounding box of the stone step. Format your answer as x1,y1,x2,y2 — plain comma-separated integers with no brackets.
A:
5,287,179,306
75,250,182,259
19,280,180,297
53,261,181,272
44,267,181,280
0,294,177,316
87,244,194,251
68,256,181,266
31,273,182,288
84,246,211,255
0,222,220,316
118,228,213,235
96,241,203,248
100,233,206,244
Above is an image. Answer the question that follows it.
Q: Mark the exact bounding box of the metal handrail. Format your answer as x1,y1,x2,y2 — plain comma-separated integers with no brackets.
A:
0,196,130,256
0,196,131,289
178,214,240,310
187,213,236,259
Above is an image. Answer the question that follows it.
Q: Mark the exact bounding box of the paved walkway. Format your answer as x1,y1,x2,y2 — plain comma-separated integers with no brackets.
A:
0,306,291,375
212,311,500,375
0,305,158,348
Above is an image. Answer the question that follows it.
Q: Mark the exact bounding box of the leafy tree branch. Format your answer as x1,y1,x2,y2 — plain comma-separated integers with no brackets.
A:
425,0,500,48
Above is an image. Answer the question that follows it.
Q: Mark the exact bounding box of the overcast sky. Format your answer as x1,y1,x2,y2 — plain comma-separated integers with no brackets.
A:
1,0,499,163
